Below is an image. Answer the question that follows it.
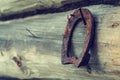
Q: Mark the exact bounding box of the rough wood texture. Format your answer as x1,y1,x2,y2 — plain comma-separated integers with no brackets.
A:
93,7,120,72
0,0,81,16
0,4,120,80
0,0,119,21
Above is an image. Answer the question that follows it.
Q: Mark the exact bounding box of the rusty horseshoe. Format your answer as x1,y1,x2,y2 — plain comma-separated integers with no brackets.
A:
61,8,95,68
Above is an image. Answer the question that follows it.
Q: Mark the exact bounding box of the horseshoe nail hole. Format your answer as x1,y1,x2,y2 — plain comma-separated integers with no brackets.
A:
111,23,119,28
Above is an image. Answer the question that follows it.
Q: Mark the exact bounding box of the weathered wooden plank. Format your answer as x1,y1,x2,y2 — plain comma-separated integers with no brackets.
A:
0,0,84,18
0,0,119,21
0,5,120,79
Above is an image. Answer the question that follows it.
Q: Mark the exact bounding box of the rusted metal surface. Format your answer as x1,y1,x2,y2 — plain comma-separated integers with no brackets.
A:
61,8,95,68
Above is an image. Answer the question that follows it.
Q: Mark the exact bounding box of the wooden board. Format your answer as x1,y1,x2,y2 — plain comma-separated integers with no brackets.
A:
0,5,120,79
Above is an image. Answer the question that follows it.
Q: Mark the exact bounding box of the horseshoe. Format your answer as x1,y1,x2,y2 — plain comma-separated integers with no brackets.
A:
61,8,95,67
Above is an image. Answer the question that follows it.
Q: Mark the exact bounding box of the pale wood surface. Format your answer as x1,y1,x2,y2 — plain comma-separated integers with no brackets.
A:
0,5,120,79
